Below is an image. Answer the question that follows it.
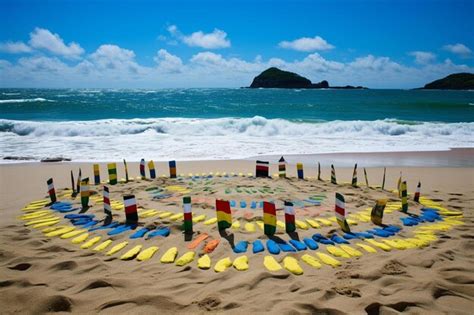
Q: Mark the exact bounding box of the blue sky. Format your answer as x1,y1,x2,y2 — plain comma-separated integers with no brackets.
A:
0,0,473,88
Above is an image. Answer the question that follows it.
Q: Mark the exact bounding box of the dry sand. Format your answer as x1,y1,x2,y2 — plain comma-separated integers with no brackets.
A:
0,159,473,314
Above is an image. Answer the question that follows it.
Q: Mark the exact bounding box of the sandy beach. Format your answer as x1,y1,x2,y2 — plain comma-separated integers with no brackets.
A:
0,153,473,314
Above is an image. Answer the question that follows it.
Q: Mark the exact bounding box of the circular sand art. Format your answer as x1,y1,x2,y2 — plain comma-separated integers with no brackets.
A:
20,160,464,275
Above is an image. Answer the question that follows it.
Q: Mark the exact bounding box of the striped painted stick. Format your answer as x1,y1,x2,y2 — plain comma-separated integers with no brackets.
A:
148,160,156,179
123,159,129,182
278,156,286,178
124,194,138,225
401,181,408,213
364,167,369,188
256,160,269,178
351,163,357,187
183,196,192,234
103,185,112,215
335,192,351,233
80,178,90,209
47,178,57,203
284,201,296,233
263,201,276,236
169,160,177,178
107,163,117,185
297,163,304,179
216,199,232,230
414,181,421,202
370,199,387,226
93,164,100,185
331,164,337,184
140,159,146,179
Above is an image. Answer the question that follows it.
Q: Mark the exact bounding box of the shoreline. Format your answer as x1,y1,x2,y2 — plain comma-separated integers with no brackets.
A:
2,147,474,167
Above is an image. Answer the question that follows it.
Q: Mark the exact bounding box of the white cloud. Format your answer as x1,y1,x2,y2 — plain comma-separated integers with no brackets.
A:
0,41,32,54
183,29,231,49
166,25,231,49
1,42,473,89
443,43,472,57
29,27,84,59
409,51,436,65
279,36,334,52
89,44,140,73
154,49,183,73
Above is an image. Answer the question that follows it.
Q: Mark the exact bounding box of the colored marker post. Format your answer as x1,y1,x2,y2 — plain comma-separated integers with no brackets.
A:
70,170,75,194
103,186,112,218
256,160,269,178
331,164,337,184
381,167,386,190
364,167,369,188
47,178,57,203
124,194,138,225
148,160,156,179
216,199,232,230
335,193,351,233
297,163,304,179
80,178,90,209
401,181,408,213
123,159,129,182
414,181,421,202
351,163,358,187
370,199,387,226
140,159,146,179
263,201,276,236
169,160,177,178
107,163,117,185
284,201,296,233
76,168,82,194
183,196,193,234
278,156,286,178
397,172,402,197
317,162,321,180
93,164,100,185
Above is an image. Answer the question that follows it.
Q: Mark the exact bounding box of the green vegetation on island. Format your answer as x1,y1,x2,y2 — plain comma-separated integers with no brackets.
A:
421,73,474,90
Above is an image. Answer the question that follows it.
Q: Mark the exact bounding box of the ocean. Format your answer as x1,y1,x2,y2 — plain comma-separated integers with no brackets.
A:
1,88,473,162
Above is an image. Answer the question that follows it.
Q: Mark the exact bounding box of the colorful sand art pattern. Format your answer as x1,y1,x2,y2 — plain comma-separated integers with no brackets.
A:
18,161,465,276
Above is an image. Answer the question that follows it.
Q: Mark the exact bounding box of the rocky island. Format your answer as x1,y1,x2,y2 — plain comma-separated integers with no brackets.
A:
248,67,366,89
420,73,474,90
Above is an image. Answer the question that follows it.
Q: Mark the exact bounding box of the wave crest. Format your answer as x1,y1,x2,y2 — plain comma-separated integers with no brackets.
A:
0,98,55,104
0,116,473,138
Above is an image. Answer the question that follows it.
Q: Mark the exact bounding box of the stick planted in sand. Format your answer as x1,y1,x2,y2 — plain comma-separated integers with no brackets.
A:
107,163,117,185
256,160,269,177
335,193,351,233
47,178,57,204
93,164,100,185
331,164,337,184
169,160,177,178
278,156,286,178
297,162,304,179
263,201,276,236
352,163,357,187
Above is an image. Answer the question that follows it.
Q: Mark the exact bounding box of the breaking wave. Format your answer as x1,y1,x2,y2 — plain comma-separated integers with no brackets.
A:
0,98,55,104
1,116,472,161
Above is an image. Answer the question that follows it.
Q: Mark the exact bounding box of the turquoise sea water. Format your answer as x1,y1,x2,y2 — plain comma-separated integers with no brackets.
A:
1,88,473,161
1,88,473,122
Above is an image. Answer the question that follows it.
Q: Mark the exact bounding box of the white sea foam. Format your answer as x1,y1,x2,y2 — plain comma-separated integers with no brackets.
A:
0,98,54,104
0,116,473,161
